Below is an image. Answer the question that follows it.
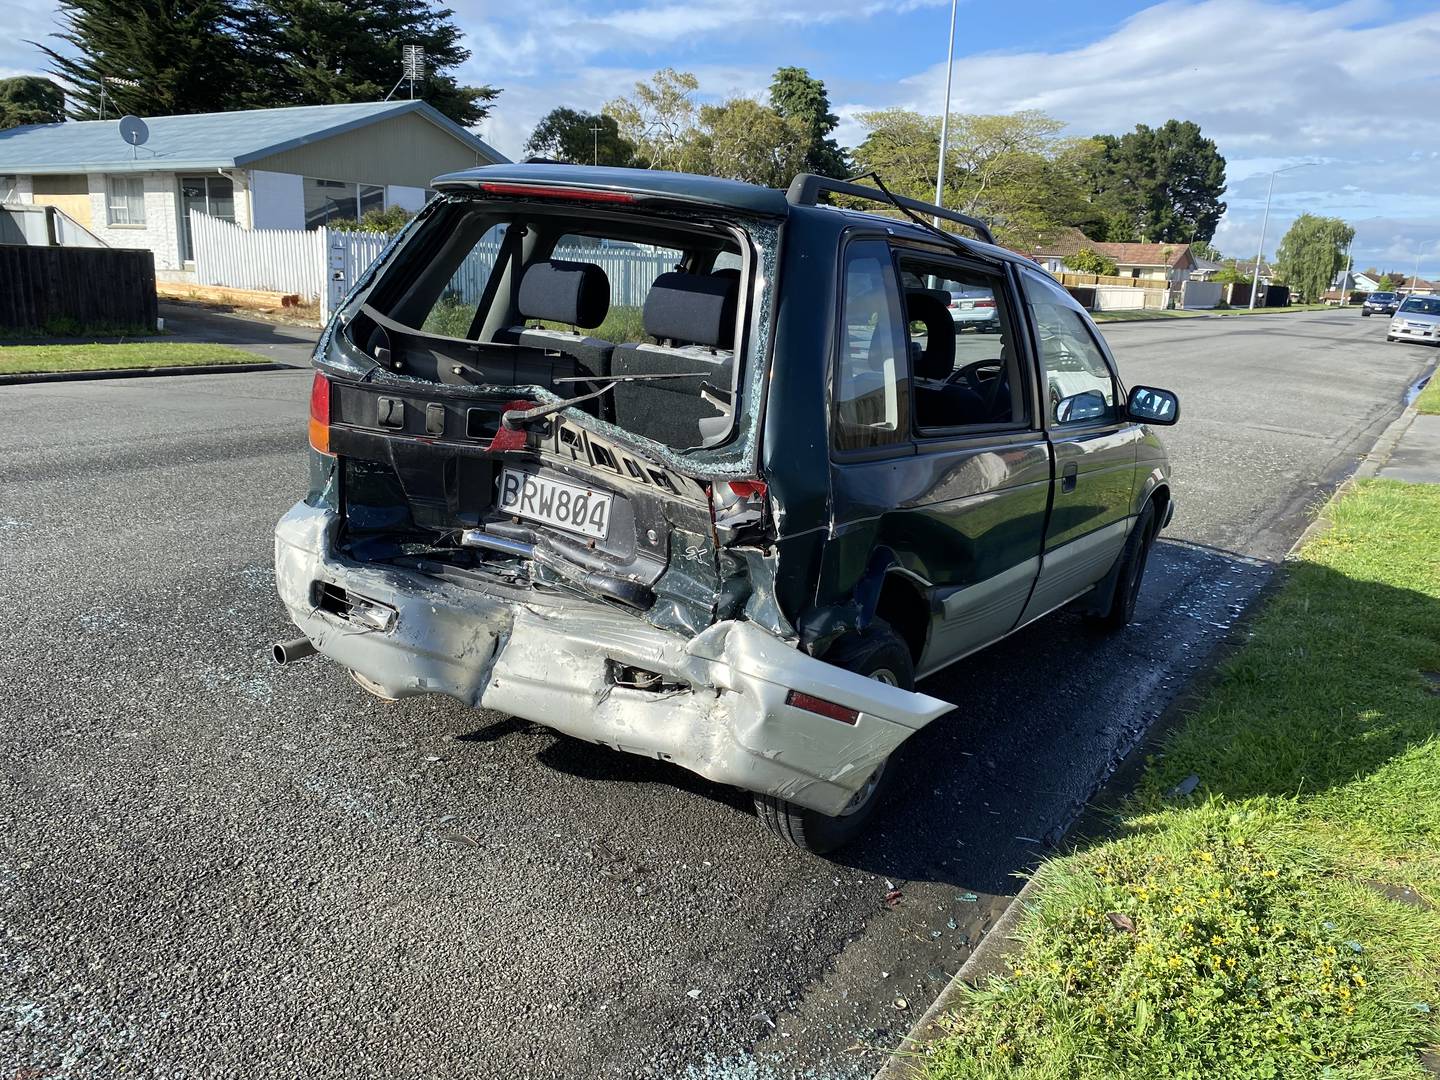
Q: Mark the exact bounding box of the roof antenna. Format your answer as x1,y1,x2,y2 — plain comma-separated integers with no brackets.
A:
385,45,425,102
99,75,140,121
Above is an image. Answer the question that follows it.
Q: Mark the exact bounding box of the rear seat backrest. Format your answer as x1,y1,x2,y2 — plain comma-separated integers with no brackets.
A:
610,272,740,449
502,259,615,379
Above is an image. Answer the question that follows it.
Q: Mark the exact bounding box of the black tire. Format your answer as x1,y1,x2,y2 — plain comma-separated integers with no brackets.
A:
754,619,914,855
1093,501,1158,631
1361,310,1370,317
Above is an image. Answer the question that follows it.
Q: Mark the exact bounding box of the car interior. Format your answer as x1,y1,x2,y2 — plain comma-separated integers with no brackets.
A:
350,204,749,453
900,264,1015,430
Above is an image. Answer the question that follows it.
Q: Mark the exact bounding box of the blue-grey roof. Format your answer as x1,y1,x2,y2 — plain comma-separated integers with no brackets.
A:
0,100,508,174
432,163,791,216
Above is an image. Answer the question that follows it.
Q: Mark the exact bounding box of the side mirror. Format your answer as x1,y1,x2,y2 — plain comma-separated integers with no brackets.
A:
1126,385,1180,425
1055,389,1108,424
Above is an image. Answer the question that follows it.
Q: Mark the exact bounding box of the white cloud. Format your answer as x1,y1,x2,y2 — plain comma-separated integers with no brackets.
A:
850,0,1440,271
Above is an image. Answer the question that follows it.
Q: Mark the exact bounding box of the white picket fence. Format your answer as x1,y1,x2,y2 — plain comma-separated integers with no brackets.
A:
190,211,682,325
190,212,327,298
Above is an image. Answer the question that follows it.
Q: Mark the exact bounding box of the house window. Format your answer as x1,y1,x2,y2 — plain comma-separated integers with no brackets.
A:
0,176,17,203
303,177,386,229
106,175,147,226
178,175,235,261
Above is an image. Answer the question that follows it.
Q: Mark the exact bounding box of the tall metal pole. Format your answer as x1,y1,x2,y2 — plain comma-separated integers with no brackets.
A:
932,0,958,224
1248,170,1276,311
1413,250,1422,293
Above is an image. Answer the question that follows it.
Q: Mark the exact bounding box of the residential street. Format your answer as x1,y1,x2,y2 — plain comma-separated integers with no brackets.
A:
0,311,1431,1078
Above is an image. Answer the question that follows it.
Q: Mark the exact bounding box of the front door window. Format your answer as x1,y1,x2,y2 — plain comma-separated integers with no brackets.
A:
179,175,235,261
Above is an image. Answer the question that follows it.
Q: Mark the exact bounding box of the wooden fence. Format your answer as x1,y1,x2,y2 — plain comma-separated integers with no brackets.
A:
0,244,157,331
1053,270,1173,290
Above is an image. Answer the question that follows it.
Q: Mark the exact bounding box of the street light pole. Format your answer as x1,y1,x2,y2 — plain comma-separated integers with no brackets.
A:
932,0,958,224
1248,161,1316,310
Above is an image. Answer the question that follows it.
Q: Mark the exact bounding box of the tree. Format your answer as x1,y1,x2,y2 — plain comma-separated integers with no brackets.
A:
687,98,808,187
1213,261,1252,285
1377,274,1397,291
525,108,637,166
1069,248,1118,276
768,67,847,178
1088,120,1227,243
1275,214,1354,302
1190,240,1223,262
0,77,65,129
850,108,1105,247
850,108,941,201
34,0,256,118
603,68,700,172
32,0,498,125
250,0,498,125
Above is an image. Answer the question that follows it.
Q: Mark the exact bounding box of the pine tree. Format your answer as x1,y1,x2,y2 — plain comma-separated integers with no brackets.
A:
768,67,848,178
251,0,499,125
33,0,255,118
0,77,66,129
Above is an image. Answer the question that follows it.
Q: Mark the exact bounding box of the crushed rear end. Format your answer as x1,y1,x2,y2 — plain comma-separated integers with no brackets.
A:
273,167,949,815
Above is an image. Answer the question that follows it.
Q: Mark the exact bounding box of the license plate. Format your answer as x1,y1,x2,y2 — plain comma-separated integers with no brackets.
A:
497,469,613,540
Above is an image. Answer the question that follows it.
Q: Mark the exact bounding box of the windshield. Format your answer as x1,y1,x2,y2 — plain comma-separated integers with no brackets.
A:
1369,292,1396,301
1399,296,1440,315
328,194,777,474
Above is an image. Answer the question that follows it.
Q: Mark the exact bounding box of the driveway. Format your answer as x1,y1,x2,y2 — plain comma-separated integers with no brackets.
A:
159,300,319,366
0,310,1430,1078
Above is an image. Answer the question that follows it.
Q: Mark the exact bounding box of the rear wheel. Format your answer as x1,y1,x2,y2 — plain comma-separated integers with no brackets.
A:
1091,501,1158,631
754,620,914,855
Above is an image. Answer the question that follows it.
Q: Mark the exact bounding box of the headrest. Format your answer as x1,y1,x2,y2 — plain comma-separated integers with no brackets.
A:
518,259,610,329
643,272,737,348
905,289,955,380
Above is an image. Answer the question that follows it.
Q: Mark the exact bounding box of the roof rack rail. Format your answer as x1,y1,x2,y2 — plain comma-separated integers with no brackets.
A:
785,174,995,246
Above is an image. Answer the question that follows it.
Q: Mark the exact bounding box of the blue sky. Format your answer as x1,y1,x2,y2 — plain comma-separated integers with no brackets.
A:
5,0,1439,275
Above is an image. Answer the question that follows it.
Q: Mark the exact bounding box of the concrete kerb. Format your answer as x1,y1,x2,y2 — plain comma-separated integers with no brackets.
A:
870,362,1435,1080
0,362,293,387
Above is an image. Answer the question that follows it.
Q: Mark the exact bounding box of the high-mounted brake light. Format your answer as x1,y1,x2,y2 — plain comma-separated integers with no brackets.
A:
308,372,331,455
477,182,637,204
786,689,859,726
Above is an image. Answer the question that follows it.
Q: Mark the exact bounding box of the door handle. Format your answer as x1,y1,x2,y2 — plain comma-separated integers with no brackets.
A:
1061,462,1078,493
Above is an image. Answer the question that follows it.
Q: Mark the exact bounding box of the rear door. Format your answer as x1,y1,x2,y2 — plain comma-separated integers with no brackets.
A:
1017,266,1141,623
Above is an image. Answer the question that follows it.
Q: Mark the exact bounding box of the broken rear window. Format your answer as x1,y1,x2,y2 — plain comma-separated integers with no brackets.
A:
329,196,777,471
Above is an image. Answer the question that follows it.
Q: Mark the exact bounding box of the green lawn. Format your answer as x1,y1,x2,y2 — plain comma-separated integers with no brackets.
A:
1415,375,1440,417
923,479,1440,1080
0,342,267,375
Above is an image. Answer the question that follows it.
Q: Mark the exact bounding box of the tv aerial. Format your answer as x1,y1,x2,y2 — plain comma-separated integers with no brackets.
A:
118,114,149,160
385,44,426,101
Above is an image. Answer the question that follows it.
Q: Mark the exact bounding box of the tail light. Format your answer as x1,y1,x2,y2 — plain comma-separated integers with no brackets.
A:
710,478,767,536
308,372,331,455
975,299,996,309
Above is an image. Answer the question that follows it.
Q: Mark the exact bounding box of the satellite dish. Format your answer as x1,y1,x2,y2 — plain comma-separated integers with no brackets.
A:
118,115,149,147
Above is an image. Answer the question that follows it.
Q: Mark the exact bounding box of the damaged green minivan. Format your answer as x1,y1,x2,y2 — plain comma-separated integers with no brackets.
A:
273,165,1179,853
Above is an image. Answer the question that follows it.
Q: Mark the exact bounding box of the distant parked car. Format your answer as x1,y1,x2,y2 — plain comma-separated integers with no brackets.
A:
1363,291,1401,316
1388,295,1440,344
948,287,1001,332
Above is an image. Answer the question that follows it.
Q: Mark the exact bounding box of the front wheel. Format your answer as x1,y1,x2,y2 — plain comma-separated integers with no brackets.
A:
1361,310,1370,317
754,620,914,855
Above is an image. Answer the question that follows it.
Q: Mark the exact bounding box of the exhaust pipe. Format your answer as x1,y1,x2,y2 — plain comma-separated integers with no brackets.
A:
273,637,317,665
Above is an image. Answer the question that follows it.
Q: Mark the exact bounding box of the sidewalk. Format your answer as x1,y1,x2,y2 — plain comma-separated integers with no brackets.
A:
1375,413,1440,483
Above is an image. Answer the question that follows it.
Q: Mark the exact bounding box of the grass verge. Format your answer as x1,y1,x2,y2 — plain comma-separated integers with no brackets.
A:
923,479,1440,1080
1415,374,1440,416
0,342,266,376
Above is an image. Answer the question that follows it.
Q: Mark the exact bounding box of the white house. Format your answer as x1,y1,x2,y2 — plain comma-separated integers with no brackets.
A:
0,100,506,281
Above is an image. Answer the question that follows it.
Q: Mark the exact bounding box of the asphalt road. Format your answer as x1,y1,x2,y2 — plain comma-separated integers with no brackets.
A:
1,311,1432,1079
